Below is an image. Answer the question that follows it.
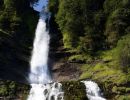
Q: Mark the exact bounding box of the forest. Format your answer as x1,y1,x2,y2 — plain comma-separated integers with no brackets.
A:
0,0,130,99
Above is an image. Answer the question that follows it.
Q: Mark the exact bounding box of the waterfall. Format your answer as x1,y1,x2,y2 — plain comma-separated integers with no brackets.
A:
27,4,64,100
82,81,106,100
29,8,51,84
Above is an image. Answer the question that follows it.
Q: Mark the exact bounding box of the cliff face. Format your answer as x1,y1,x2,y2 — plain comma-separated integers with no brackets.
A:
48,0,130,99
0,0,38,83
0,0,130,100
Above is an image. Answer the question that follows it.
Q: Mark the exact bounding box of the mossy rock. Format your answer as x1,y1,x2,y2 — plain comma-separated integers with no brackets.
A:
0,80,30,100
62,81,88,100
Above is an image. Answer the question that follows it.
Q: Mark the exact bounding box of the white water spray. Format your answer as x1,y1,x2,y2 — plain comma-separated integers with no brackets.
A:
28,83,64,100
29,8,51,84
82,81,106,100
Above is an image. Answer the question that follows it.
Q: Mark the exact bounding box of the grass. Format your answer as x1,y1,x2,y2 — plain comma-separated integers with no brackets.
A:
115,95,130,100
80,62,128,84
79,47,130,99
68,54,92,63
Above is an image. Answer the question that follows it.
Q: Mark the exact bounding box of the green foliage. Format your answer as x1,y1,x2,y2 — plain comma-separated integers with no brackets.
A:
0,85,8,96
0,0,38,48
104,0,130,14
0,81,16,96
115,95,130,100
4,0,30,11
100,49,115,61
112,86,130,94
68,54,92,63
0,80,30,99
55,0,106,52
48,0,59,15
49,0,130,51
48,0,130,99
104,0,123,14
56,0,87,49
78,36,95,54
80,46,130,98
105,8,130,47
114,34,130,71
4,0,14,9
80,62,130,98
62,32,78,49
80,61,130,84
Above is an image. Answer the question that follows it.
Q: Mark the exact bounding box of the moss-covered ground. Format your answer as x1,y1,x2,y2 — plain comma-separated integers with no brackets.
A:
0,80,30,100
79,48,130,99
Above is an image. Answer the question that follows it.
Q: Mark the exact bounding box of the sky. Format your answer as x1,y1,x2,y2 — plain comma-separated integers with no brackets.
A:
33,0,48,12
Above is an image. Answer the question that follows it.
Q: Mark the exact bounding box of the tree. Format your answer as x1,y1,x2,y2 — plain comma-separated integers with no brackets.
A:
115,34,130,72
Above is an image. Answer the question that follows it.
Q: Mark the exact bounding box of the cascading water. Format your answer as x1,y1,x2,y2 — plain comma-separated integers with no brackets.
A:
28,2,64,100
29,8,51,84
82,81,106,100
28,82,64,100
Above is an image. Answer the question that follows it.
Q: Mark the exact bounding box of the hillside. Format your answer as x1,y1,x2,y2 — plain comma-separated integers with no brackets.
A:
0,0,130,99
48,0,130,99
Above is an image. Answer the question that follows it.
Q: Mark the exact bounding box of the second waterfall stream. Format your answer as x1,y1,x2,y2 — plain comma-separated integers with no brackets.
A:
27,1,106,100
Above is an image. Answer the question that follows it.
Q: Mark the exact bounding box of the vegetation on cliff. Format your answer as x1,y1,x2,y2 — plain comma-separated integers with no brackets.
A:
0,0,38,82
48,0,130,99
0,0,130,99
0,80,30,99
